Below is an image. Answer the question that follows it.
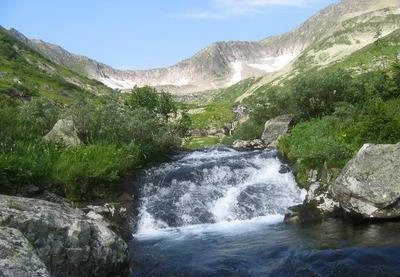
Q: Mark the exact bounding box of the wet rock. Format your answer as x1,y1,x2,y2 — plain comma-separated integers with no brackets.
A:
44,118,81,147
285,182,340,224
279,164,291,174
232,139,266,150
330,143,400,219
0,227,50,277
0,194,128,277
307,169,319,183
261,114,293,147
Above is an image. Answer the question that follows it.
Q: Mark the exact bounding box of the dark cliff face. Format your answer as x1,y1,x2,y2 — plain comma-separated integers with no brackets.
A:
7,0,400,93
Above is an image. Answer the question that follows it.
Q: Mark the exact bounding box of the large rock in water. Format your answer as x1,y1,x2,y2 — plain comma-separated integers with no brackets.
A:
330,143,400,219
44,118,81,147
261,114,293,147
0,194,127,277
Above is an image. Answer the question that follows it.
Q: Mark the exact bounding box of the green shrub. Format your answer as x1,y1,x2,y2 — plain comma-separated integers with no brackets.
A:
124,86,177,120
279,117,353,187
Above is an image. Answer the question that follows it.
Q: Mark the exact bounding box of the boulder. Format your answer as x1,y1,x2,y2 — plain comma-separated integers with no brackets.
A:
0,194,128,277
261,114,293,147
44,118,81,147
0,227,50,277
330,143,400,219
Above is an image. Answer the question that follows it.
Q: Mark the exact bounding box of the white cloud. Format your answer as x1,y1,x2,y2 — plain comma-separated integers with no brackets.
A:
172,0,323,19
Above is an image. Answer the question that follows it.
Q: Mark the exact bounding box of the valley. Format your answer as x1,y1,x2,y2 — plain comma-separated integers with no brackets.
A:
1,0,400,276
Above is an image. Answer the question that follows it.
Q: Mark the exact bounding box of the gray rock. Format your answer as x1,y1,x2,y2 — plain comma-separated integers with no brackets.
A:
44,118,81,147
261,114,293,147
307,169,319,184
0,227,50,277
0,194,128,277
279,164,291,174
232,139,266,150
285,183,340,224
330,143,400,219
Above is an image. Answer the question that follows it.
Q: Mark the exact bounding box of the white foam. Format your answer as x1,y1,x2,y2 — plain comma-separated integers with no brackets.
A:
181,147,241,162
136,204,169,234
134,214,284,240
212,186,241,222
134,148,306,240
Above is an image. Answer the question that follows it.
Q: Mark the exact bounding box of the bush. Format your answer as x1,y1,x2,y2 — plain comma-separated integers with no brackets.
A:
124,86,177,120
279,117,353,187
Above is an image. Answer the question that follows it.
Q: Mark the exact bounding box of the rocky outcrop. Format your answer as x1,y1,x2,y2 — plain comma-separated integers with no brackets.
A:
44,118,81,147
330,143,400,219
261,114,293,147
0,227,50,277
0,194,128,277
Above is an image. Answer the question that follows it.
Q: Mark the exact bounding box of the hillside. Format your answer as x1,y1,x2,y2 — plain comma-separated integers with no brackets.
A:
7,0,400,94
0,27,114,103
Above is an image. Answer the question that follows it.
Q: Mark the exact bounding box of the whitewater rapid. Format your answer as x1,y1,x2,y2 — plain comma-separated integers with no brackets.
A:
134,147,306,239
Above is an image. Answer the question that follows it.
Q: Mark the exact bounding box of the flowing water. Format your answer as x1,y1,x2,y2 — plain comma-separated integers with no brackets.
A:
129,147,400,276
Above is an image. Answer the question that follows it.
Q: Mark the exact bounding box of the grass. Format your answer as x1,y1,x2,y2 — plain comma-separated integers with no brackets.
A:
188,78,257,130
183,136,225,150
0,27,113,104
53,144,137,201
331,29,400,71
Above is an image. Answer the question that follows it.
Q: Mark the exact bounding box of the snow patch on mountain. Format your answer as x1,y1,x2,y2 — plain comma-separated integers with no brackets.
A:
99,77,136,90
249,52,298,72
228,61,242,86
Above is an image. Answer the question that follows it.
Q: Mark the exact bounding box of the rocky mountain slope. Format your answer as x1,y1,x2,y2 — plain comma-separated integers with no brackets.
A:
0,26,113,103
6,0,400,95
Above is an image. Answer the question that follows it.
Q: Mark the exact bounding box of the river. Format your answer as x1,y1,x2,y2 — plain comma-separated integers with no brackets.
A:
129,147,400,276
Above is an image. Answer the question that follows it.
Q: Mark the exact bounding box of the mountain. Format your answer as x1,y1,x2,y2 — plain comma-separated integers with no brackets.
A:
6,0,400,94
0,26,113,103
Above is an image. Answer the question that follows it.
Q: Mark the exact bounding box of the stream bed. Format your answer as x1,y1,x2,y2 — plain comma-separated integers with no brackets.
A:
129,147,400,276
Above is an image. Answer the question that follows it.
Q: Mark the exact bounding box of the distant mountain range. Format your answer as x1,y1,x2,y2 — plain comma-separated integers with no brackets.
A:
5,0,400,95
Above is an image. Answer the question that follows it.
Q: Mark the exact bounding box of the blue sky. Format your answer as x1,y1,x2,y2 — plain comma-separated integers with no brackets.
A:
0,0,338,69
